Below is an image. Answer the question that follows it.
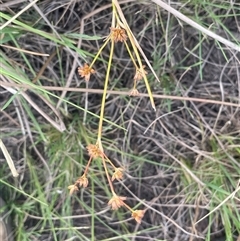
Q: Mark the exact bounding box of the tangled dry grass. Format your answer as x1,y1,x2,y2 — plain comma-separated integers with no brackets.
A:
1,0,240,241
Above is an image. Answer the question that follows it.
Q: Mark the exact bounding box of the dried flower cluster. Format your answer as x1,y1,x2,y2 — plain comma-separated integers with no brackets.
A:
69,144,145,223
110,26,128,42
78,63,95,82
69,1,154,225
77,26,148,95
134,65,147,82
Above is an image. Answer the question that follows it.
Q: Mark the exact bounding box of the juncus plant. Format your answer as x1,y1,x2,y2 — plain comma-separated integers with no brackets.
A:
68,0,158,223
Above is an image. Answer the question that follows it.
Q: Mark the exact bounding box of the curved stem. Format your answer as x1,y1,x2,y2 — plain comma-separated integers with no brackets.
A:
102,156,115,194
83,156,93,175
112,0,156,110
97,39,115,148
124,40,138,69
103,153,117,169
90,38,110,69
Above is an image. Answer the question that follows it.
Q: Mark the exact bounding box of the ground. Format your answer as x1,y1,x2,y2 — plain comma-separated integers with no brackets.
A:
0,0,240,241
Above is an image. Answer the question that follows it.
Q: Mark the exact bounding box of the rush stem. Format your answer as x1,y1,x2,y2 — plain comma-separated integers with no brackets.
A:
83,156,93,175
102,156,115,194
97,38,114,145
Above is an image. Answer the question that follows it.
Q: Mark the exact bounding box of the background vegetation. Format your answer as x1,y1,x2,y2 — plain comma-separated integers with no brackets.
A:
0,0,240,240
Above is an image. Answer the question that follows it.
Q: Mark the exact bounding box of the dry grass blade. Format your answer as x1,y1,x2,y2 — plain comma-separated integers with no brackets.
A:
1,78,66,132
0,0,39,30
0,44,49,56
120,182,204,239
0,139,19,177
1,81,239,108
1,0,27,10
151,0,240,52
195,181,240,225
1,0,240,239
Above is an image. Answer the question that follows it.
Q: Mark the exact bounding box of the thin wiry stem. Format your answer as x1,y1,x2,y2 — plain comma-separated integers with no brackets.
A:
112,0,156,110
90,38,110,69
97,39,115,149
103,153,117,170
2,82,239,108
102,156,115,194
124,40,138,69
83,156,93,175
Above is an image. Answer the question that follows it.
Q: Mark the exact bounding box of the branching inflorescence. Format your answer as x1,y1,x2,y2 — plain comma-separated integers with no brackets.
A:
68,0,156,224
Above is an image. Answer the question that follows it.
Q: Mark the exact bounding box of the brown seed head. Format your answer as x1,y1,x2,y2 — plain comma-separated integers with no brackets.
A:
110,27,128,42
132,210,145,224
134,66,147,82
129,88,139,96
86,144,102,158
76,175,89,188
68,184,79,195
108,195,126,210
78,63,95,81
112,168,124,181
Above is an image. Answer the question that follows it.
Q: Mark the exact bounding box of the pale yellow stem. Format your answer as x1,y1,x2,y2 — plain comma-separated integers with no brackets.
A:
124,40,138,69
97,39,115,148
103,153,117,169
90,38,110,69
112,0,156,110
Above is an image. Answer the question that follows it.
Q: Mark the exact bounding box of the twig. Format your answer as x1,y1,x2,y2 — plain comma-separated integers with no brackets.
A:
1,82,239,108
